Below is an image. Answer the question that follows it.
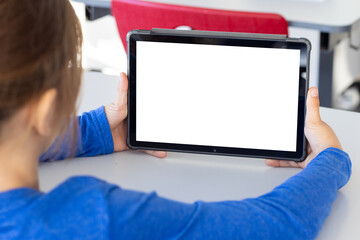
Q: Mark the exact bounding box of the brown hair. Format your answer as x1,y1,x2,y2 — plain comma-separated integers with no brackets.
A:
0,0,83,143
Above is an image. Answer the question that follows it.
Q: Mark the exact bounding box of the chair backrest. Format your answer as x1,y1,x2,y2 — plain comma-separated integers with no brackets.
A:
111,0,288,52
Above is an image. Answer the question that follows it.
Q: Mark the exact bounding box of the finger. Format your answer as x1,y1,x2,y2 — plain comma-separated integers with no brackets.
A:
306,87,321,126
265,159,282,167
265,159,301,168
141,150,167,158
115,72,129,106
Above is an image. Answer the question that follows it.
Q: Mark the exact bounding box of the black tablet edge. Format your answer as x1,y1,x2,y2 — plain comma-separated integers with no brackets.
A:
300,37,312,162
127,145,306,162
126,29,311,162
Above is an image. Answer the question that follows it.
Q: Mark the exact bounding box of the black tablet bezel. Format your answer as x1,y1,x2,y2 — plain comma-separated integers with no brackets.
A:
127,30,309,161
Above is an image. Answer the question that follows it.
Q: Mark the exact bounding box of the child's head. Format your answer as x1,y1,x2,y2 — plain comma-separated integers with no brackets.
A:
0,0,82,147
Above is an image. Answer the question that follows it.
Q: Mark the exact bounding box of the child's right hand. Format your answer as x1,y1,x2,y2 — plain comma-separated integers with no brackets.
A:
265,87,342,169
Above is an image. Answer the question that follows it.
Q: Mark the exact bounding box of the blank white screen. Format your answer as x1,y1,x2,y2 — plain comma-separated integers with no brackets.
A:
136,41,300,152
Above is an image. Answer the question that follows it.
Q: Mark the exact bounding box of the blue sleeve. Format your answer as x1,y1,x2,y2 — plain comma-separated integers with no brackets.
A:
39,106,114,161
105,148,351,240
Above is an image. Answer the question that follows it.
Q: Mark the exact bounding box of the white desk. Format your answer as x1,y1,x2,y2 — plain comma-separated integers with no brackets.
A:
39,72,360,240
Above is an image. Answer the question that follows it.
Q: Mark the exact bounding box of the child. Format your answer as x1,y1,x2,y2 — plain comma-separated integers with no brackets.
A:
0,0,351,239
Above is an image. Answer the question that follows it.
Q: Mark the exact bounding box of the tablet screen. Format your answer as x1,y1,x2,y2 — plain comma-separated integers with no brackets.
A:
136,41,300,152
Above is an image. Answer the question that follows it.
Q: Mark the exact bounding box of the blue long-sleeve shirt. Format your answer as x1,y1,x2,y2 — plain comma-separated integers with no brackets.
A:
0,107,352,240
39,107,114,161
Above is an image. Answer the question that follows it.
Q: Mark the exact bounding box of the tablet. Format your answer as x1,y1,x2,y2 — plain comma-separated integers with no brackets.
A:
127,29,311,161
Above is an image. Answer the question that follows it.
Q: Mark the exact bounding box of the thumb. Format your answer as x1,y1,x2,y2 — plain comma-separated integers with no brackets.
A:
104,73,128,128
115,72,129,106
306,87,321,126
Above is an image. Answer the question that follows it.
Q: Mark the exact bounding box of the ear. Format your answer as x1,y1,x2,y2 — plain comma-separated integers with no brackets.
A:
33,88,58,137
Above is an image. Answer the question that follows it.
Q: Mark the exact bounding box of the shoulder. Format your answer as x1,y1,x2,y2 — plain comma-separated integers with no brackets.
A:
31,176,118,238
0,176,121,239
56,175,114,191
43,176,119,208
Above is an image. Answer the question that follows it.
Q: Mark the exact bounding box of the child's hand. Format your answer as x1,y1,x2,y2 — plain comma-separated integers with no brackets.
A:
265,87,342,168
104,72,167,158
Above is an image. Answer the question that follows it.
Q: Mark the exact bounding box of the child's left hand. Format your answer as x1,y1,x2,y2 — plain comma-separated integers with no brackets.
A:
104,72,167,158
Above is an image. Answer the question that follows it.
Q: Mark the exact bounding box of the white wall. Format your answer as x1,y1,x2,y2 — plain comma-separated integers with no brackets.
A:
333,37,360,109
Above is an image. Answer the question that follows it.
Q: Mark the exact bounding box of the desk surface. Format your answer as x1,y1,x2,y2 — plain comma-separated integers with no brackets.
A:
39,72,360,240
74,0,360,32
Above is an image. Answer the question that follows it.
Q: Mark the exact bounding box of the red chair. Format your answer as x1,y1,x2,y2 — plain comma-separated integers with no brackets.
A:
111,0,288,52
